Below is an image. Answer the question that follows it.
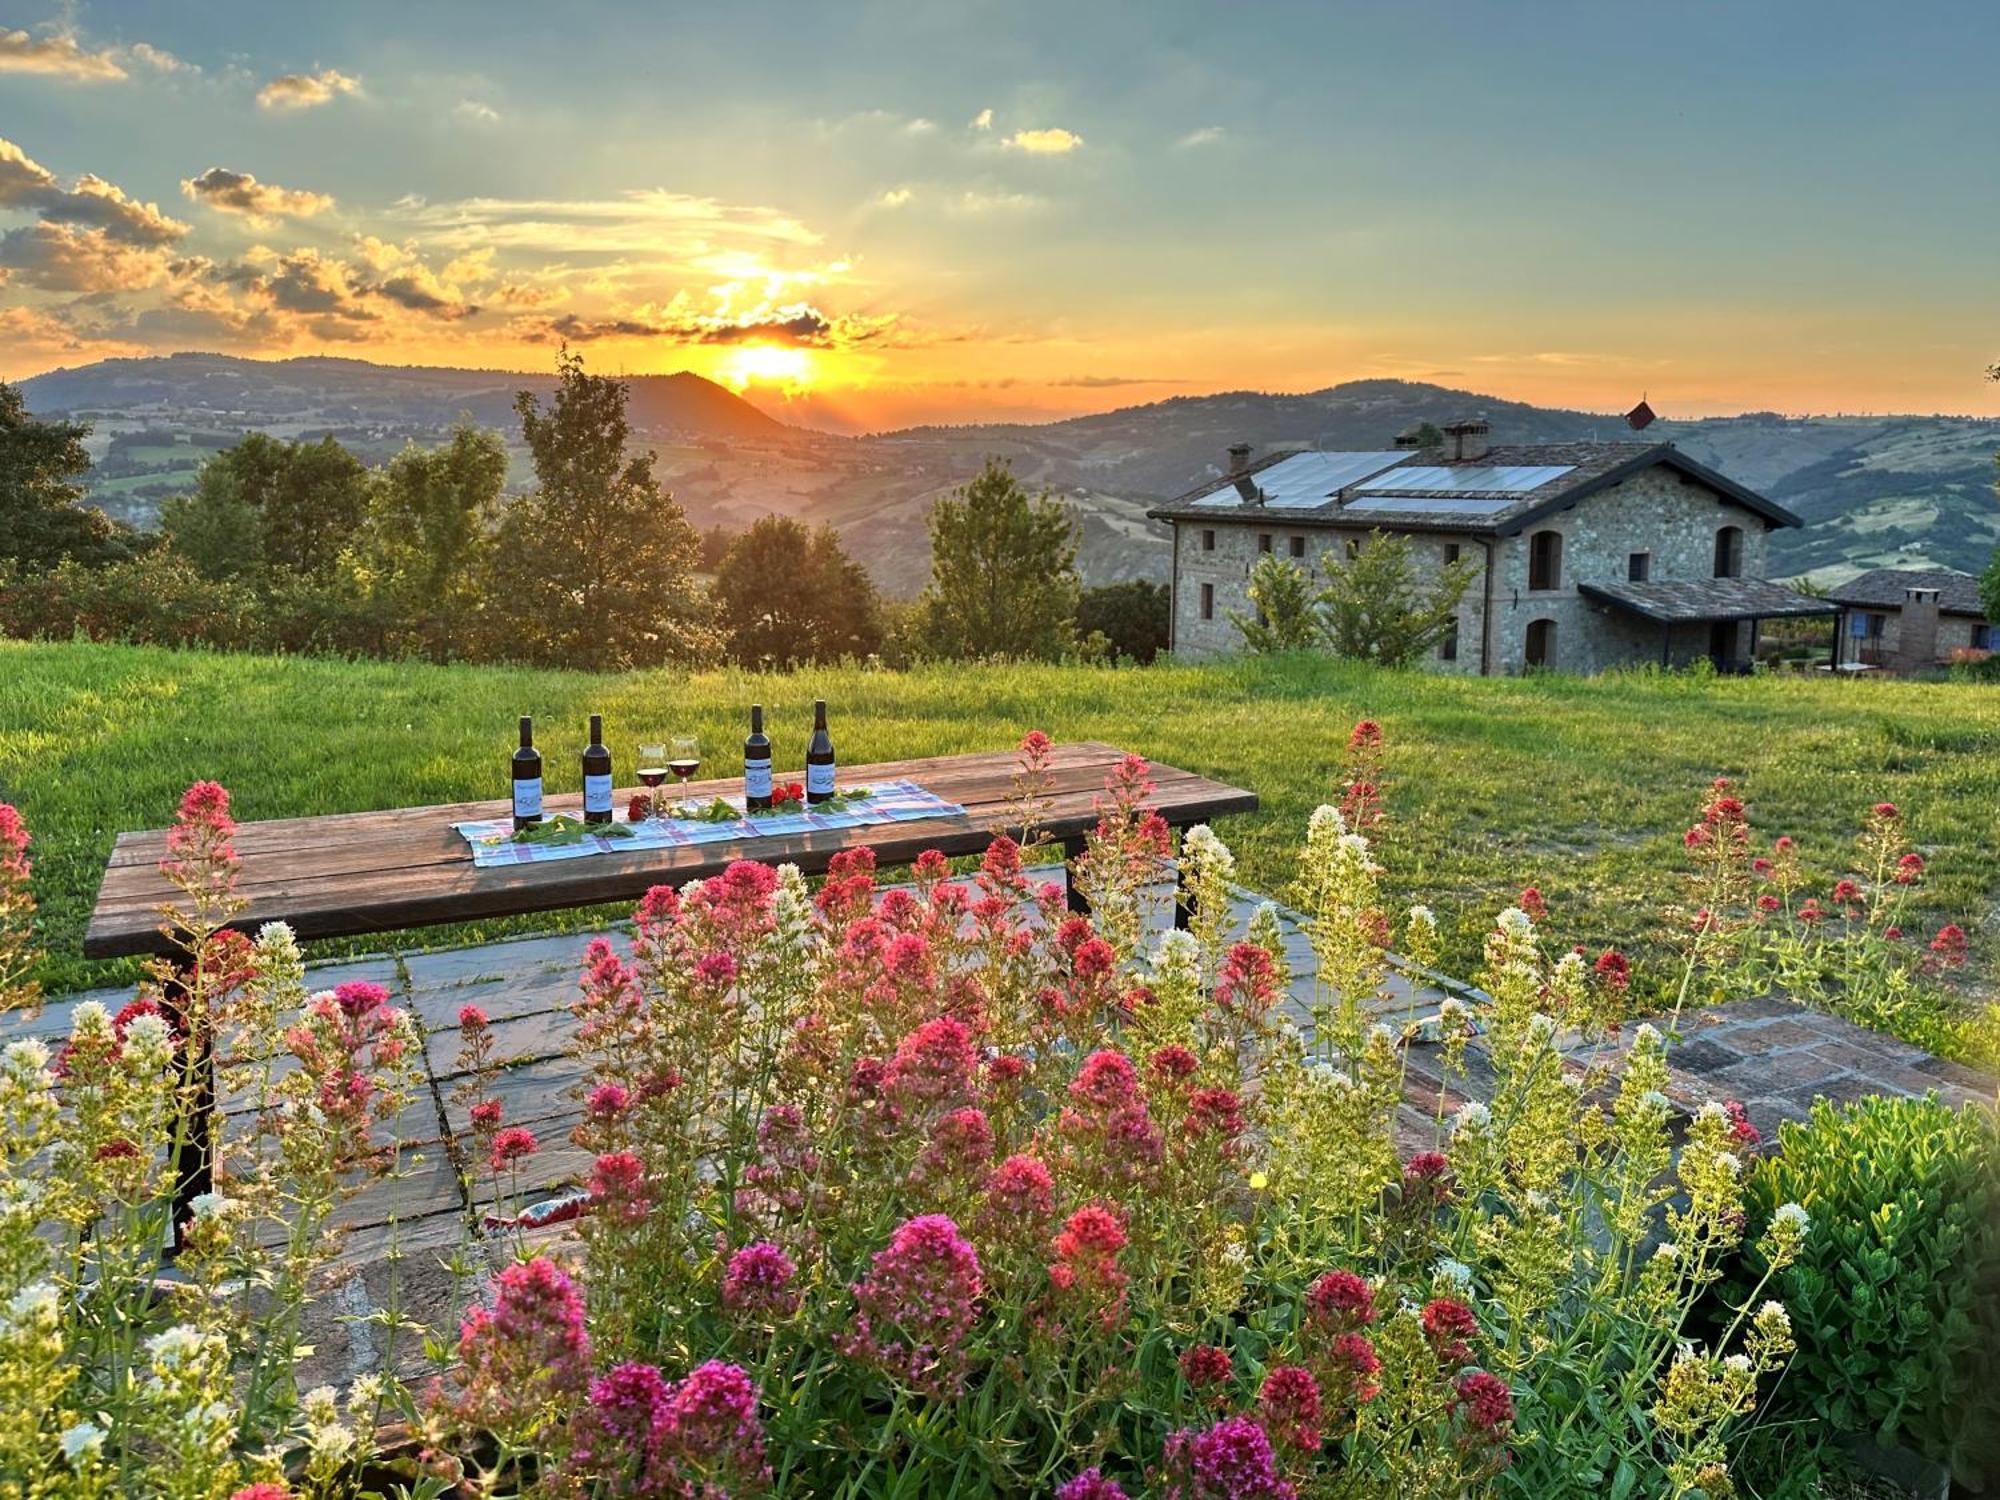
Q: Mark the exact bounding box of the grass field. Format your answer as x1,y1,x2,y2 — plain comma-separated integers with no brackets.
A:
2,639,1996,1000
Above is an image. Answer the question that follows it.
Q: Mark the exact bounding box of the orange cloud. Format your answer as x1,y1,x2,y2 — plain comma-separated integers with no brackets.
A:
0,28,127,82
183,167,335,223
257,68,361,111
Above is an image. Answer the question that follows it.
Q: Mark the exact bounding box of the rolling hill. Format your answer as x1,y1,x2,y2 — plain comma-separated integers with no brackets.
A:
18,356,1998,594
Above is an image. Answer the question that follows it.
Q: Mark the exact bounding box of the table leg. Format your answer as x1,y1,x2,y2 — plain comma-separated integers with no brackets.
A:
1062,835,1090,916
161,959,214,1254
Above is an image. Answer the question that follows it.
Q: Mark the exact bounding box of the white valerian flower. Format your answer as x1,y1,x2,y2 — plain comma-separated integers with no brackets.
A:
1153,928,1200,968
186,1192,229,1221
1714,1151,1742,1176
1183,823,1236,880
146,1324,210,1369
1756,1300,1792,1334
1408,904,1436,929
1433,1257,1473,1290
59,1422,105,1462
255,920,300,957
1367,1022,1394,1050
1220,1239,1249,1268
69,1001,113,1044
1496,907,1534,938
1337,831,1371,860
346,1373,386,1414
1653,1241,1681,1262
1527,1012,1557,1042
1724,1353,1752,1373
1634,1022,1662,1048
1696,1101,1729,1125
5,1281,59,1328
1307,805,1348,841
119,1012,173,1072
1639,1090,1672,1114
2,1038,51,1078
300,1385,341,1424
1774,1203,1810,1234
1438,996,1470,1022
1450,1101,1492,1134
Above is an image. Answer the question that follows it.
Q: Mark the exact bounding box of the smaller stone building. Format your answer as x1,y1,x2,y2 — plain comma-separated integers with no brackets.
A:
1147,421,1828,674
1826,567,1996,671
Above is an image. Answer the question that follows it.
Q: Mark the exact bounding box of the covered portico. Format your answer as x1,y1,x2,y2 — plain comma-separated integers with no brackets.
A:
1578,578,1836,673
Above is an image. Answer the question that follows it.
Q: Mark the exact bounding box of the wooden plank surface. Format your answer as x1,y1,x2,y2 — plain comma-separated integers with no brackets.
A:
83,742,1257,959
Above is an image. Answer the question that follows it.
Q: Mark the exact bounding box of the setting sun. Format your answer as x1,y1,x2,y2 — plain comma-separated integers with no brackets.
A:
720,343,816,391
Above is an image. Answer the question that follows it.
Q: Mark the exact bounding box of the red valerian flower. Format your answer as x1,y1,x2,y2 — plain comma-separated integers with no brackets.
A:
626,792,653,822
1929,924,1969,967
1872,802,1900,821
585,1082,629,1119
490,1126,539,1169
1049,1201,1131,1323
1179,1343,1234,1389
458,1003,489,1030
839,1214,983,1396
1057,1468,1131,1500
469,1100,503,1129
1724,1100,1761,1147
1305,1269,1376,1332
1454,1370,1516,1433
333,981,390,1018
1186,1087,1245,1142
1895,852,1925,885
1420,1297,1479,1364
448,1256,591,1430
1593,949,1631,994
1149,1044,1200,1083
230,1487,296,1500
1258,1365,1323,1451
1798,899,1825,925
1158,1415,1297,1500
563,1361,673,1496
1832,878,1861,903
1071,1049,1141,1110
587,1151,648,1224
660,1360,771,1491
1322,1331,1383,1405
721,1241,801,1317
1517,886,1548,920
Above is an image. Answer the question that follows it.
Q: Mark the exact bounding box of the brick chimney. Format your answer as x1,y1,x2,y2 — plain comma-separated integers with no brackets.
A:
1895,587,1941,671
1442,415,1490,462
1227,442,1253,476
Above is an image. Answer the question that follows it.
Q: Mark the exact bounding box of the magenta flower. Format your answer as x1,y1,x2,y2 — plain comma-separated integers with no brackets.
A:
661,1360,771,1491
1454,1370,1515,1434
1070,1050,1141,1110
722,1241,801,1318
1058,1469,1131,1500
588,1151,648,1225
916,1105,995,1187
1158,1415,1297,1500
839,1214,983,1396
586,1082,630,1119
1305,1270,1377,1333
490,1126,539,1170
885,1016,979,1112
564,1361,676,1496
1420,1297,1479,1365
447,1256,590,1434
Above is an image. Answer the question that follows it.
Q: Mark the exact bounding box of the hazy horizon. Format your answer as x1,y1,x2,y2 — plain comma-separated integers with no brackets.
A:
4,1,1998,426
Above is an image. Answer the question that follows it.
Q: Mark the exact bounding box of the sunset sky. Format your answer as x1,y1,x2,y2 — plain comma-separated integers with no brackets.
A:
3,0,1996,429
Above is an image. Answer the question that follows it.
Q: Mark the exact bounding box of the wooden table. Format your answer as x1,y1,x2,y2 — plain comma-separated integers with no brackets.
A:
84,741,1258,960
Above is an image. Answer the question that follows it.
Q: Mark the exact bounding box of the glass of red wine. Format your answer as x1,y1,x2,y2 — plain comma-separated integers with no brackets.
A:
669,734,701,790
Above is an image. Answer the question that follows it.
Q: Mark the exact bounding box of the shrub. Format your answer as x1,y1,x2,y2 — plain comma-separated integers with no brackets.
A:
1075,579,1169,663
0,550,260,650
1744,1095,2000,1489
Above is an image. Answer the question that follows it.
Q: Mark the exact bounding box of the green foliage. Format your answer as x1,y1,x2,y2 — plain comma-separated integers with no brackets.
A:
0,382,132,570
343,423,508,661
487,350,715,670
1075,579,1169,663
915,457,1080,660
1319,531,1477,666
163,431,368,581
0,551,258,649
1745,1095,2000,1487
712,514,884,668
1230,554,1321,652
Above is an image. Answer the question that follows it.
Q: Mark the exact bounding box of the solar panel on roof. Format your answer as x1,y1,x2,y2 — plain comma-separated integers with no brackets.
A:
1342,496,1518,516
1191,451,1409,508
1353,464,1574,494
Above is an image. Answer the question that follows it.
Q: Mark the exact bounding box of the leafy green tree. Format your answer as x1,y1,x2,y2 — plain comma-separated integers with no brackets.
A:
1318,531,1477,666
915,458,1079,660
162,432,368,582
1984,454,2000,628
1230,556,1322,652
712,514,884,667
1076,579,1170,663
1402,420,1446,449
344,424,508,660
485,349,713,669
0,381,131,570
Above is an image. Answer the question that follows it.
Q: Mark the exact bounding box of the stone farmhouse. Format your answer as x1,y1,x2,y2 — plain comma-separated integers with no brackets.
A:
1826,566,1996,671
1147,418,1828,674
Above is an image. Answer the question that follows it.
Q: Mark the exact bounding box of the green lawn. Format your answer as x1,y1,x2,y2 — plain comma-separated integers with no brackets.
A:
2,639,1995,999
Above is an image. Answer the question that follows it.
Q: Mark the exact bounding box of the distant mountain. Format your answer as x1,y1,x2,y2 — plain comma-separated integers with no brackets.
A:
17,358,1998,592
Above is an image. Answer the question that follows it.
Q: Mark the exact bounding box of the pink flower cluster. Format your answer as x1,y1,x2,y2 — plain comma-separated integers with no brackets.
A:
1158,1415,1298,1500
721,1240,801,1318
447,1256,591,1434
564,1358,771,1497
839,1213,984,1396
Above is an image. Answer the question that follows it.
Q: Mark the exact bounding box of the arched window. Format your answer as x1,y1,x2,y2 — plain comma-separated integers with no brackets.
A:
1713,525,1744,579
1528,530,1563,591
1524,618,1558,670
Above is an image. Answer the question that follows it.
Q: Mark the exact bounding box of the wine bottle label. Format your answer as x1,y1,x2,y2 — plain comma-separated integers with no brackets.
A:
513,778,543,818
583,774,612,813
745,760,773,799
807,762,836,796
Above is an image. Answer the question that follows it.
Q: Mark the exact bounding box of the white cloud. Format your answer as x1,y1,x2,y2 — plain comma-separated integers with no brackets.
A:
904,118,936,135
0,28,127,81
1176,126,1226,148
257,67,361,111
182,167,335,224
391,188,822,256
454,99,501,125
1003,127,1083,155
970,107,994,131
947,188,1046,216
877,186,914,209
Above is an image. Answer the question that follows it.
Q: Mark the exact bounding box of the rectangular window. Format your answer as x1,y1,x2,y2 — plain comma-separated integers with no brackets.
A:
1867,612,1887,638
1443,543,1461,565
1440,619,1459,662
1200,582,1214,620
1200,529,1216,553
1344,536,1362,560
1628,552,1652,582
1978,623,1997,650
1288,535,1305,558
1258,533,1273,554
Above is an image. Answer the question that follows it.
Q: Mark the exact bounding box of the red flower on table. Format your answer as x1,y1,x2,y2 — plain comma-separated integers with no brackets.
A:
770,782,806,808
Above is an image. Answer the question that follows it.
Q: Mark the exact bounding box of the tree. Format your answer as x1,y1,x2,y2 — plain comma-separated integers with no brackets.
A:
915,458,1079,660
1318,531,1477,666
485,349,713,669
1402,420,1445,449
1076,580,1170,663
162,432,368,582
344,423,508,660
712,515,884,667
0,381,131,570
1230,556,1322,652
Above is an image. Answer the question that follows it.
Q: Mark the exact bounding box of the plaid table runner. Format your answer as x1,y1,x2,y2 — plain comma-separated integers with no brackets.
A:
455,778,968,869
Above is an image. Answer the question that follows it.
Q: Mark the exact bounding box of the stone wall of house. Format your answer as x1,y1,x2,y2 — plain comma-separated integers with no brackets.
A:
1836,610,1988,667
1169,465,1780,673
1167,520,1488,669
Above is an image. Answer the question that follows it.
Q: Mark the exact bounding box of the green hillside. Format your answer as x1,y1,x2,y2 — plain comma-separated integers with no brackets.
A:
2,641,1994,1000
